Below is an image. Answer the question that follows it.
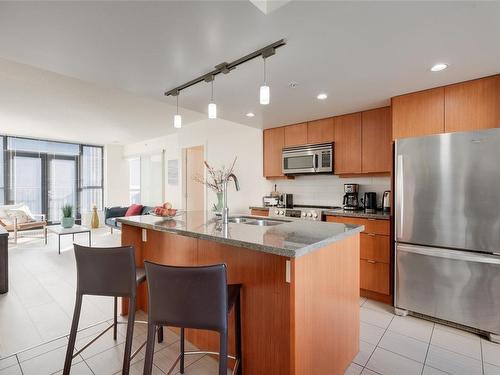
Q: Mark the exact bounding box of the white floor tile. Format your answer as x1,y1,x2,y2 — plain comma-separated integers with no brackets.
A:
484,362,500,375
0,364,22,375
17,337,68,363
482,338,500,367
366,347,423,375
360,307,393,329
360,369,379,375
359,297,367,306
0,357,17,371
19,345,83,375
363,300,394,315
431,325,481,360
360,321,385,345
85,342,144,375
388,315,434,343
422,365,449,375
74,325,125,360
353,340,376,366
425,345,482,375
52,361,94,375
344,362,363,375
378,330,429,363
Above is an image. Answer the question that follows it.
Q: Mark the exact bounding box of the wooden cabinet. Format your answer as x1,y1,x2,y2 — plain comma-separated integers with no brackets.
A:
445,75,500,133
263,127,285,178
307,118,334,144
284,123,308,146
362,107,392,173
326,215,391,301
251,209,269,216
334,113,362,174
392,87,445,139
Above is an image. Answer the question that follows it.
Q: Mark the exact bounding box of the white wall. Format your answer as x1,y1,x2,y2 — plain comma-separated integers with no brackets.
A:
123,118,269,213
271,175,390,208
103,144,129,207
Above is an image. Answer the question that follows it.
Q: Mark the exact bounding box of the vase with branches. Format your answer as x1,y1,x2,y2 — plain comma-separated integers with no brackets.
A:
193,157,237,212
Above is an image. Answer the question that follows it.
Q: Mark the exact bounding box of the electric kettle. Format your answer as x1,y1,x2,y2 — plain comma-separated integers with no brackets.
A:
383,191,391,213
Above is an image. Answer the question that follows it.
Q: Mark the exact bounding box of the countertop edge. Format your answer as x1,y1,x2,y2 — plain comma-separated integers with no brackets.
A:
249,206,391,221
117,217,364,258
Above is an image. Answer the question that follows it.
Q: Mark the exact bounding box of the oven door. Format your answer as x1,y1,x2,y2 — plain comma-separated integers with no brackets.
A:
282,150,317,174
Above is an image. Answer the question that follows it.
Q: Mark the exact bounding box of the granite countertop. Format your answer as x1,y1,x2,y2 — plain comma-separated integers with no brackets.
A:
249,206,391,221
118,211,364,258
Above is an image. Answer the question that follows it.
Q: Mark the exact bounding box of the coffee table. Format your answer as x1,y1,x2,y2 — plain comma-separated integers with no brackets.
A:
46,224,91,254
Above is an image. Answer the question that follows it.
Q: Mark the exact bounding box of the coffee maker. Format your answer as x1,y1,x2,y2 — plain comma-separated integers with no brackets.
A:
343,184,359,211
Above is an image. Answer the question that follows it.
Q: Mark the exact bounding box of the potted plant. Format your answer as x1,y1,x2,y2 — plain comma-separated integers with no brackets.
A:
194,157,237,212
61,204,75,228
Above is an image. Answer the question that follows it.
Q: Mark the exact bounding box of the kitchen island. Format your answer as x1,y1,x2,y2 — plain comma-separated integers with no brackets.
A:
119,212,363,375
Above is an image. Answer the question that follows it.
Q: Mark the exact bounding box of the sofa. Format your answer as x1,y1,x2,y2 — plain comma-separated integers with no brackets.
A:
104,205,152,233
0,204,47,244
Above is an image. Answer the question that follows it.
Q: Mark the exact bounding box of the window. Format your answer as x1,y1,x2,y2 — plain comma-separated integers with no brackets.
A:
1,135,103,223
128,158,141,204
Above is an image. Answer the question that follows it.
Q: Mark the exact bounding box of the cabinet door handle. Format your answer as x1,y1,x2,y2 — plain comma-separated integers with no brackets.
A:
367,259,377,264
367,233,376,236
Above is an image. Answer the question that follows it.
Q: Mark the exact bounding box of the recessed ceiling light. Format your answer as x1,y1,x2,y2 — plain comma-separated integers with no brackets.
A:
317,93,328,100
430,63,448,72
246,112,255,118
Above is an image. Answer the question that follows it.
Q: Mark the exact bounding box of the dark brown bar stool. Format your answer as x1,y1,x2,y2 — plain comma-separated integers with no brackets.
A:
63,245,163,375
143,262,242,375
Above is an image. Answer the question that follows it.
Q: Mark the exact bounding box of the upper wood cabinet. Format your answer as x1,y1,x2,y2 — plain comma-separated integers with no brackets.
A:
392,87,445,139
334,113,362,174
445,75,500,133
284,123,308,146
263,127,285,178
307,118,334,144
362,107,392,173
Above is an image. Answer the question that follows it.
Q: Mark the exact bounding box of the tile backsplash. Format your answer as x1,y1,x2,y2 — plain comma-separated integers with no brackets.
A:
269,175,391,208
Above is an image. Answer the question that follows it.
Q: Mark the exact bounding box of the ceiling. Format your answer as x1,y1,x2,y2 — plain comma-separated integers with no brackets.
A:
0,1,499,142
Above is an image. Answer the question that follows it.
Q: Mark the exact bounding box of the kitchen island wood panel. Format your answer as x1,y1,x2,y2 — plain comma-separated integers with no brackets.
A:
121,222,360,374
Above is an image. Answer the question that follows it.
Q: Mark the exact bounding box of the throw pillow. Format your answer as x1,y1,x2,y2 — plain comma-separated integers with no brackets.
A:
6,209,33,224
125,204,143,217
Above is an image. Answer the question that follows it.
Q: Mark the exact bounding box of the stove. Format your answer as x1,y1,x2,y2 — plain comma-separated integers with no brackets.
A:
269,205,341,221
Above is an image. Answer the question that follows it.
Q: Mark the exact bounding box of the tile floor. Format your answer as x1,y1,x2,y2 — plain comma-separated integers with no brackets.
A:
2,228,500,374
0,227,119,356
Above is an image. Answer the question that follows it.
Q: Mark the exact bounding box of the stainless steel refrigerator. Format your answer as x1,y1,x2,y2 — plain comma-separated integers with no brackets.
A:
395,128,500,340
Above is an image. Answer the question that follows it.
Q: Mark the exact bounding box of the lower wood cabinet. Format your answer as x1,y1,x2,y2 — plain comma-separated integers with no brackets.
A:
326,215,392,302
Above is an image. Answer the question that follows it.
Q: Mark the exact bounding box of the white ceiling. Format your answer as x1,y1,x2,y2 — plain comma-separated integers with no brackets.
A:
0,1,499,142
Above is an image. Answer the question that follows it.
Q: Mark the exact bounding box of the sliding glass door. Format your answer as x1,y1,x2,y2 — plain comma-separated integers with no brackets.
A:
10,154,44,215
48,156,78,222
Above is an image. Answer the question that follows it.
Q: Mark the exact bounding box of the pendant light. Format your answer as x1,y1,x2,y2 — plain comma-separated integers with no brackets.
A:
260,57,270,105
208,77,217,119
173,93,182,129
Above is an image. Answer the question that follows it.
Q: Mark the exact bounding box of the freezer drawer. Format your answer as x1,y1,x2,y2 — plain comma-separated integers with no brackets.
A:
396,243,500,335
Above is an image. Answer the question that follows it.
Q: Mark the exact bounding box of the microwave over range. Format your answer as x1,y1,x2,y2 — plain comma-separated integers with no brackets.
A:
282,143,333,175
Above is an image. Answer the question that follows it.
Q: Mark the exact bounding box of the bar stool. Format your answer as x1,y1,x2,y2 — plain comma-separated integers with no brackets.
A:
63,245,163,375
142,262,242,375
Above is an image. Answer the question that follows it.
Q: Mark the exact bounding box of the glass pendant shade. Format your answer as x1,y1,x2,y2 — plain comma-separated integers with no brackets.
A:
174,114,182,128
208,102,217,119
260,85,270,105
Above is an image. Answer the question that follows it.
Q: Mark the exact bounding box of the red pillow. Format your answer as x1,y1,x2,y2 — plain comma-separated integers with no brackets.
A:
125,204,143,216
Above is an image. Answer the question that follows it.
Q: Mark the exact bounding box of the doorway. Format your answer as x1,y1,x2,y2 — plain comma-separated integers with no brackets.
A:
183,145,205,211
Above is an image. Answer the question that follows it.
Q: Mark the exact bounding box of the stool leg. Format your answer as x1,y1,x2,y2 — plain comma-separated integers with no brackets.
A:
143,322,157,375
235,297,242,375
122,296,136,375
63,293,83,375
113,296,118,340
180,328,185,374
219,329,228,375
157,325,163,343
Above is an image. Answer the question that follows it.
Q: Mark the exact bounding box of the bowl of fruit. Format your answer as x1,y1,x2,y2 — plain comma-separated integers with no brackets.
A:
152,202,178,218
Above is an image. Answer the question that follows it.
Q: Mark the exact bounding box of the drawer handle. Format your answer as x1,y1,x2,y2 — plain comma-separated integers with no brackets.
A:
367,218,377,221
366,233,376,236
367,259,377,264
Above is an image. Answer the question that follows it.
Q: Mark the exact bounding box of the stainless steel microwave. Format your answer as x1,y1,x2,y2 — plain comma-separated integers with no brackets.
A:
282,143,333,175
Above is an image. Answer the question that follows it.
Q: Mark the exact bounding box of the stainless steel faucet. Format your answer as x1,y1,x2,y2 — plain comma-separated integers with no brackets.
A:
222,173,240,224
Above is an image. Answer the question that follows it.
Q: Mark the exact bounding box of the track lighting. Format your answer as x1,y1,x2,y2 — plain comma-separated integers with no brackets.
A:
173,93,182,129
260,58,270,105
208,77,217,119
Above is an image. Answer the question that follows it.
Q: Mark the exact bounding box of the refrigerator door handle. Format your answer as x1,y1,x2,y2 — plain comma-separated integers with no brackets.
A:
396,154,404,239
397,244,500,265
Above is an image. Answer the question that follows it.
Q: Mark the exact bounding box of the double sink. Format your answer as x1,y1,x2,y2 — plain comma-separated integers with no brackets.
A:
227,216,289,227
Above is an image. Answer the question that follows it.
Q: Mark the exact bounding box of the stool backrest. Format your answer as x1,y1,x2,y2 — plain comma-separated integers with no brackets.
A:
145,261,228,333
74,244,137,297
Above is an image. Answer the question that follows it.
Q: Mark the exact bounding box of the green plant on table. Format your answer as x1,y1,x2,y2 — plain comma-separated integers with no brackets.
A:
62,204,74,218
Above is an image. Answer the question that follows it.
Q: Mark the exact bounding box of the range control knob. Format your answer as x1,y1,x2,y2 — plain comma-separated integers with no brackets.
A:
301,212,307,217
307,212,313,217
274,210,279,215
279,210,284,215
312,212,318,219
